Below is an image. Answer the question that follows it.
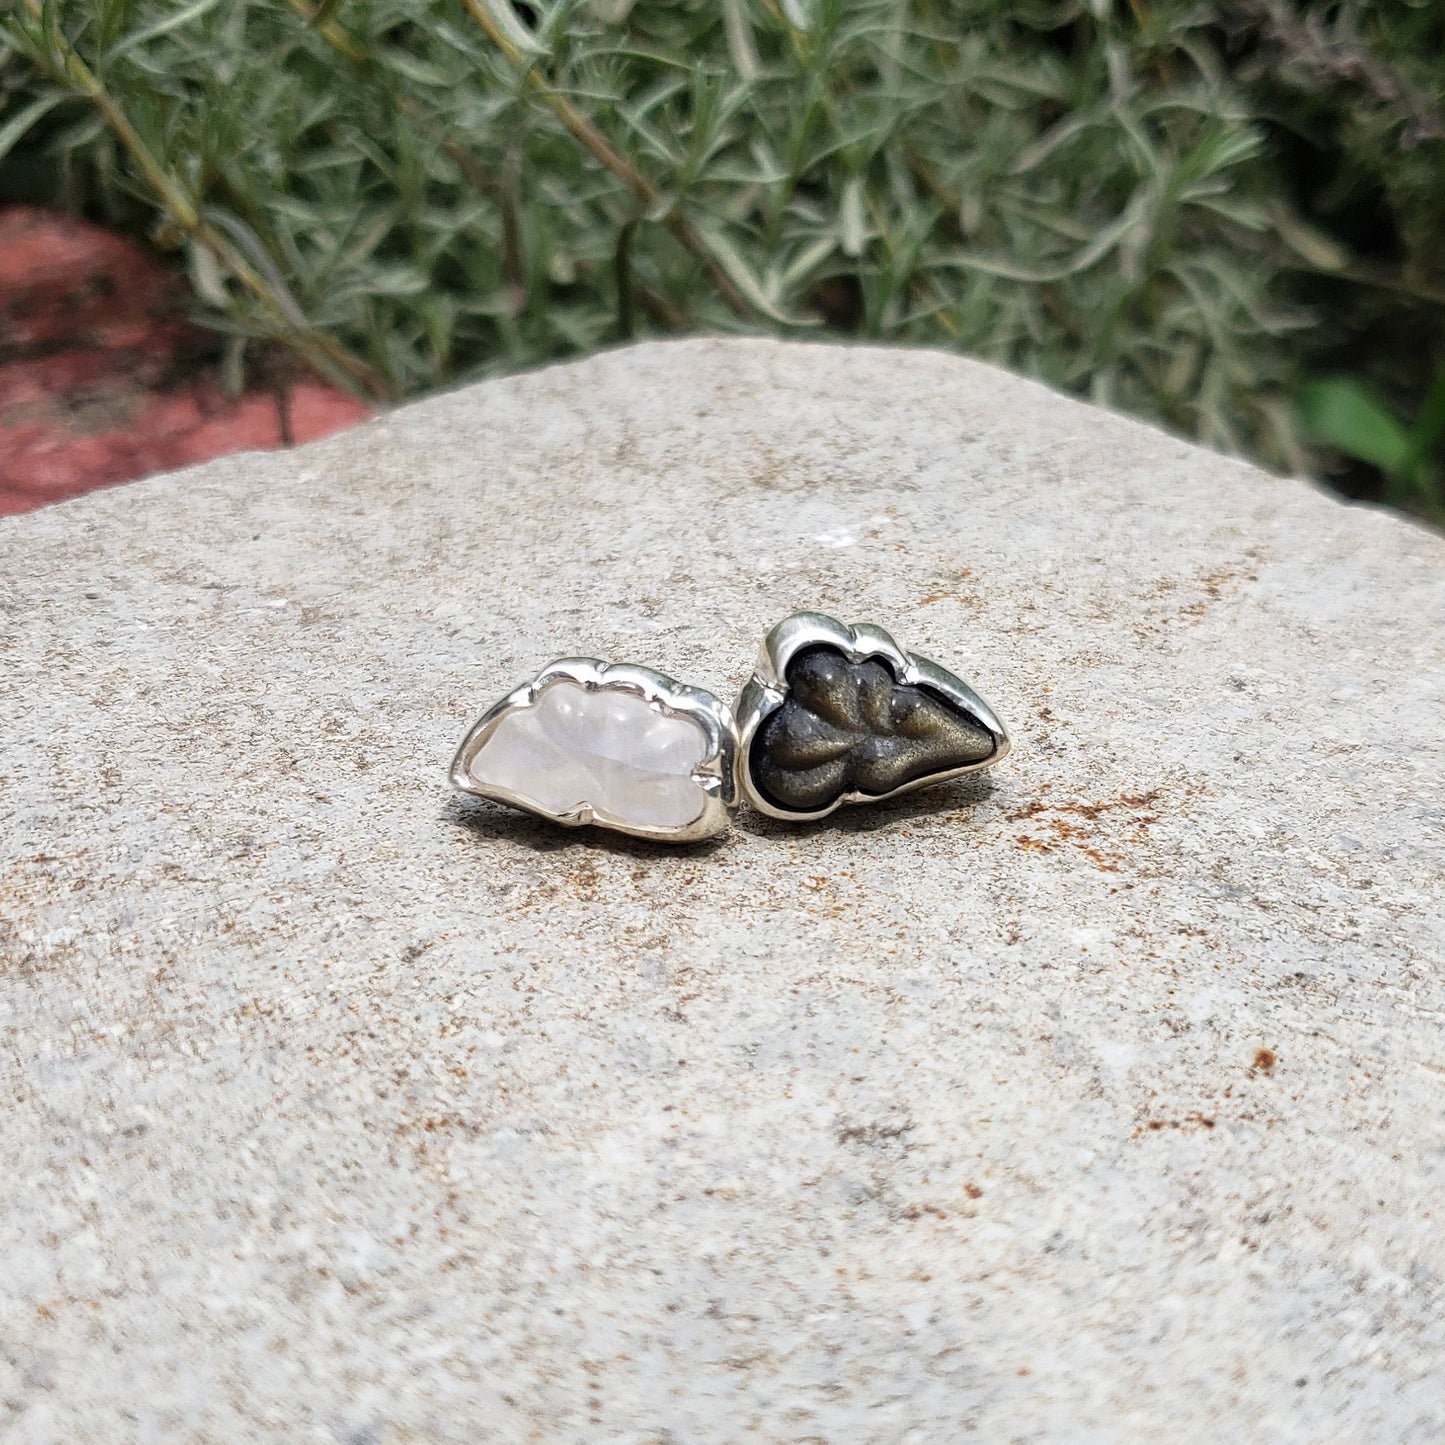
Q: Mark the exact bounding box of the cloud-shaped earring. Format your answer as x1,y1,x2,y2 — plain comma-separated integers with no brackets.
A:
734,612,1009,821
451,659,738,842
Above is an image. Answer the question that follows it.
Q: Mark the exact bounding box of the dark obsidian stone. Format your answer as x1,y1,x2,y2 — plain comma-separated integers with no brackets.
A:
750,645,998,814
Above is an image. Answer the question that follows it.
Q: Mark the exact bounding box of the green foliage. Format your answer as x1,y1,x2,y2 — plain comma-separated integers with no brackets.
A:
1299,369,1445,510
2,1,1443,518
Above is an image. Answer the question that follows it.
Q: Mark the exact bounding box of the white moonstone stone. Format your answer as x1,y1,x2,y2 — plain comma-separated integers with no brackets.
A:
468,680,710,830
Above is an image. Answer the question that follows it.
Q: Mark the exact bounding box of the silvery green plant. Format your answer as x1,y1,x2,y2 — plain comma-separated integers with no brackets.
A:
2,1,1442,513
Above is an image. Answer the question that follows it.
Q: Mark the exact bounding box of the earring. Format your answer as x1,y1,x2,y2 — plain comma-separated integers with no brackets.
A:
450,658,738,842
734,612,1009,821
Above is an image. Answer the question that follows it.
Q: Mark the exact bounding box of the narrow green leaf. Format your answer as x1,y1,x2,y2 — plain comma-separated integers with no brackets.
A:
475,0,546,57
695,222,806,324
779,233,837,290
104,0,227,61
721,0,759,80
839,175,865,258
778,0,811,32
0,90,67,165
1298,378,1411,474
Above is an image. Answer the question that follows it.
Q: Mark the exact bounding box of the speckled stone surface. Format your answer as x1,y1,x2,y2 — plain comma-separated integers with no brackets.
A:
3,338,1444,1442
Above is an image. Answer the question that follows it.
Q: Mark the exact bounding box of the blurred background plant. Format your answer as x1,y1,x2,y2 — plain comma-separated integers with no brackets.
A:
1,0,1442,520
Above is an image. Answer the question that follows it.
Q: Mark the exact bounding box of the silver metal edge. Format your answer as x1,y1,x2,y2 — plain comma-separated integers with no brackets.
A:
735,612,1010,822
450,657,738,842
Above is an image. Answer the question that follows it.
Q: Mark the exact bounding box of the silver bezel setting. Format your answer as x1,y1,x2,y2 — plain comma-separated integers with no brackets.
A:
734,612,1011,822
450,658,739,842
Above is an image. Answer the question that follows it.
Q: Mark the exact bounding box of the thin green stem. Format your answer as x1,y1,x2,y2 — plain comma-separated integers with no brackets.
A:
21,0,394,401
460,0,762,323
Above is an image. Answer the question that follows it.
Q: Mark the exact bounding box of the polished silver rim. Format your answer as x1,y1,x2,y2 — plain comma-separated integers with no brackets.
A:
451,657,739,842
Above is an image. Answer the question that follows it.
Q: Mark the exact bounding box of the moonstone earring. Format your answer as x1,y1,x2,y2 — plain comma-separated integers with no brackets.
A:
450,658,738,841
734,612,1009,821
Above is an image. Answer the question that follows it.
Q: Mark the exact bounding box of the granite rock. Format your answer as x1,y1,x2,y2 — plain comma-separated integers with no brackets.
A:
2,339,1444,1441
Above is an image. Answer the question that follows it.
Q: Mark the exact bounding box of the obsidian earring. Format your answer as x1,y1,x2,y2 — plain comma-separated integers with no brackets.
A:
733,612,1010,822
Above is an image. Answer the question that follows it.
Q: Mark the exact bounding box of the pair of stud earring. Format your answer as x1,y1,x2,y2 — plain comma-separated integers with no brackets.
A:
450,611,1010,842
